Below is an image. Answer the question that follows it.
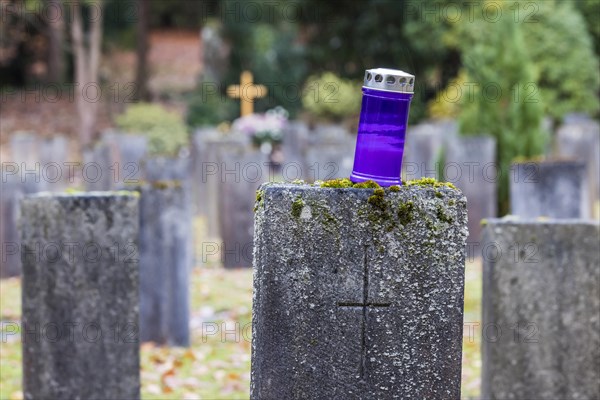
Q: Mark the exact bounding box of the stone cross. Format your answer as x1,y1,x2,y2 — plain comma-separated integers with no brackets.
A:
337,246,390,379
227,71,267,116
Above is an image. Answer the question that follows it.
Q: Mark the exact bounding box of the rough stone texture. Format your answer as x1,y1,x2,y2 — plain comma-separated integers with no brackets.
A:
481,219,600,400
557,121,600,215
510,161,590,219
445,136,497,246
218,148,268,268
20,192,140,400
251,183,468,399
138,183,191,346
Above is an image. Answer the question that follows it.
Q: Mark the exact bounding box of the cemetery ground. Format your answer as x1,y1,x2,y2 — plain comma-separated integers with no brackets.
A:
0,215,484,400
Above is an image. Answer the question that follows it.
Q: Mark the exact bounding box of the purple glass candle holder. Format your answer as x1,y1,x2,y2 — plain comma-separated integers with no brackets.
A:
350,68,415,187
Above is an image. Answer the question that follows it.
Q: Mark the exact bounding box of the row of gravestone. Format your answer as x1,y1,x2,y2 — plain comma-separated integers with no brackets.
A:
191,117,599,268
1,131,192,347
17,185,599,399
3,118,598,276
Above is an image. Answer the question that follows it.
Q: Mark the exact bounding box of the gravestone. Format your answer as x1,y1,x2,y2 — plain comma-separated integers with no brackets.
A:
445,136,497,246
201,134,248,238
191,128,219,215
0,172,22,277
557,120,600,216
252,182,468,398
201,25,230,84
281,121,310,182
481,219,600,400
102,131,148,188
83,143,113,191
218,148,268,268
510,161,590,219
20,192,140,400
138,183,191,346
305,142,355,182
402,121,457,181
10,132,41,194
39,135,69,192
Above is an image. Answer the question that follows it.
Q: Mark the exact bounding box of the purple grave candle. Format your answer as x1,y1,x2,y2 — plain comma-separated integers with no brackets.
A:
350,68,415,186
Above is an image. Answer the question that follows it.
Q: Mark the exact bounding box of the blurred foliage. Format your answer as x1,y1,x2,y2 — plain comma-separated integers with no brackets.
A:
301,72,362,121
520,0,600,121
116,103,188,156
457,3,547,215
186,90,239,127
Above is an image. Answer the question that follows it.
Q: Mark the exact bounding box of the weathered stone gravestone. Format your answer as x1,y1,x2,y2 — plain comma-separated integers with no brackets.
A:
138,182,191,346
20,192,140,400
557,120,600,216
403,120,457,181
39,135,70,192
199,134,248,238
191,128,219,215
84,132,148,191
218,148,268,268
481,219,600,400
252,182,468,398
10,132,41,194
510,161,590,219
445,136,497,245
0,172,22,277
305,142,355,182
281,121,310,181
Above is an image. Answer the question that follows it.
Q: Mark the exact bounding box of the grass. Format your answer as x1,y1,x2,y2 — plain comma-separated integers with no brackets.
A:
0,215,483,399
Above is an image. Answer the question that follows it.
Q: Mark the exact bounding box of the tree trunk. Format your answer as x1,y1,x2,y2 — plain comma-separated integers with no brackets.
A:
46,0,65,83
71,0,103,151
134,0,150,101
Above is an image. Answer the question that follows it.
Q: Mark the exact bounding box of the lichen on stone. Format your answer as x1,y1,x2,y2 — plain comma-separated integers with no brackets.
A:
389,185,400,192
291,196,305,218
352,180,380,189
320,178,354,188
405,177,457,190
436,204,454,223
368,188,386,211
397,201,414,225
254,189,265,212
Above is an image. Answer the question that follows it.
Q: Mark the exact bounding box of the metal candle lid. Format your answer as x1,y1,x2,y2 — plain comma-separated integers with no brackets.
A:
363,68,415,94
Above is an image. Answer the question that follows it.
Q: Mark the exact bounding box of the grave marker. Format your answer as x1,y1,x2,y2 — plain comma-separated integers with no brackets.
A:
251,182,468,398
482,219,600,399
20,192,140,400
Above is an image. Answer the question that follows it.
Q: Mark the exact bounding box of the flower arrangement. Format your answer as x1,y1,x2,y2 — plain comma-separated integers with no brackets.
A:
232,107,289,152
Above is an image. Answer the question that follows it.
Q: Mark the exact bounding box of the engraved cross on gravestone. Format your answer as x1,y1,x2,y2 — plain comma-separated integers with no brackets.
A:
337,247,390,380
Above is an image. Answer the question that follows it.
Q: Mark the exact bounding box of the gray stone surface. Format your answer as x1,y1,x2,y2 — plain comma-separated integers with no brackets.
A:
510,161,590,219
481,219,600,400
199,134,248,238
20,192,140,400
102,132,148,188
138,183,191,346
251,183,468,399
39,135,70,192
305,142,355,182
402,121,457,181
557,121,600,214
10,132,42,194
281,121,310,181
83,143,113,191
0,172,23,277
218,148,268,268
445,136,497,245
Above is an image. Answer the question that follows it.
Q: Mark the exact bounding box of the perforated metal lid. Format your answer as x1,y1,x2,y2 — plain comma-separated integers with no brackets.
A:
363,68,415,94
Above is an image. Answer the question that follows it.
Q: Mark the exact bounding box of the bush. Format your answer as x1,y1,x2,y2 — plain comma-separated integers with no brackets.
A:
116,103,188,156
301,72,362,121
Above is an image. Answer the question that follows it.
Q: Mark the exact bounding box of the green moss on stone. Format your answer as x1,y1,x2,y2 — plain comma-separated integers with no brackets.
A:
406,177,457,190
152,180,182,189
353,180,380,189
436,204,454,223
397,201,414,225
291,196,305,218
389,185,400,192
320,178,354,188
368,188,386,211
